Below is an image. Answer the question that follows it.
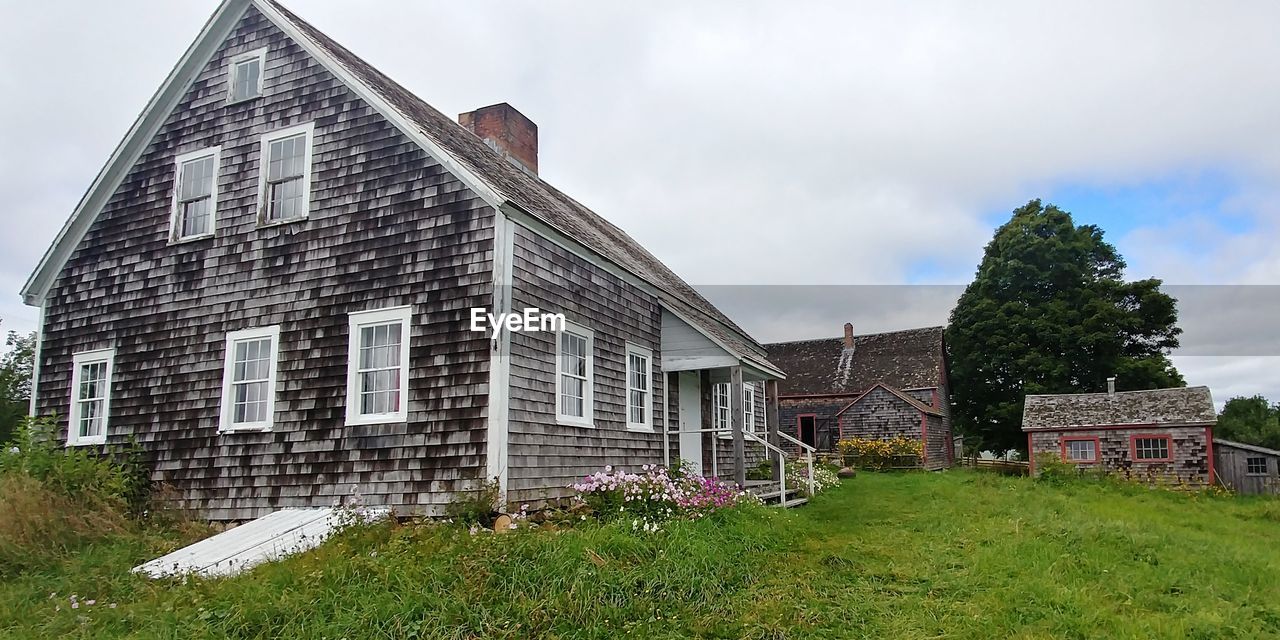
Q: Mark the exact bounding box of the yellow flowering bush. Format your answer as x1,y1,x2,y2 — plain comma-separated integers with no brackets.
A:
837,436,923,470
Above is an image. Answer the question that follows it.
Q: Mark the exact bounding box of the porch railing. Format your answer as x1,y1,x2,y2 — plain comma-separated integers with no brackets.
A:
775,431,817,498
665,426,812,504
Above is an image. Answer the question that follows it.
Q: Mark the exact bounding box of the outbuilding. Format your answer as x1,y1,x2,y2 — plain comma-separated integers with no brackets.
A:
1212,439,1280,495
1023,384,1217,487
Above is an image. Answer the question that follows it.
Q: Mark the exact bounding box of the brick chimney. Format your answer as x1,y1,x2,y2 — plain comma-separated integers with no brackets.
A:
843,323,855,350
458,103,538,175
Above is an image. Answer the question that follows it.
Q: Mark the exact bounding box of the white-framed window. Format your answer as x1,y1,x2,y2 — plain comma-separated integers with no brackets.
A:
218,326,280,433
227,47,267,103
625,343,653,430
258,122,314,224
346,306,412,426
1246,457,1268,476
555,322,594,427
743,382,758,436
67,348,114,446
713,382,731,438
1063,438,1097,463
170,147,220,242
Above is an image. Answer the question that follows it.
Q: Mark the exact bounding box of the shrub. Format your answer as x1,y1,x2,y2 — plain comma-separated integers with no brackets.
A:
0,471,131,576
785,462,840,497
572,464,760,532
1,417,151,515
445,478,501,527
837,436,923,470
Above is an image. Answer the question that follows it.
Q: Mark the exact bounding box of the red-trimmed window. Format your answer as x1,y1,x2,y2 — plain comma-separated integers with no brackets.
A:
1131,435,1172,462
1061,436,1099,463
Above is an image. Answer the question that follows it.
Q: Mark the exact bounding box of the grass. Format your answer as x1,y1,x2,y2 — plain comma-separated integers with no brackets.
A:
3,470,1280,639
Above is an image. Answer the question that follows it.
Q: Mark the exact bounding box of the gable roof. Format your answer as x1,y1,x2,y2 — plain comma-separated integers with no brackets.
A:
1022,386,1217,431
764,326,944,396
22,0,781,377
835,383,943,418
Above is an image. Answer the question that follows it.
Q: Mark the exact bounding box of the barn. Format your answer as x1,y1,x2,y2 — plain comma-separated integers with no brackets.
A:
1023,384,1217,487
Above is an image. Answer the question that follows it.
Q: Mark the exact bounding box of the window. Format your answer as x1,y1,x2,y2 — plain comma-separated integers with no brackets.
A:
258,122,314,223
625,344,652,430
219,326,280,432
713,382,731,437
556,323,594,427
1062,437,1098,463
346,307,412,425
227,47,267,102
1131,435,1172,461
68,349,114,446
1247,457,1268,476
171,147,220,241
743,383,758,435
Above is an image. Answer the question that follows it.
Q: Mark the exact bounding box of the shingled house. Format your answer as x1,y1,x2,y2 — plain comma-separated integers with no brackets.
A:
1023,384,1217,486
764,324,953,470
20,0,784,519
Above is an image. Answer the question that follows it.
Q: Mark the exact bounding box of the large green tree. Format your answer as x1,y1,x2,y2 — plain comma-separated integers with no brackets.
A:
1215,395,1280,450
947,199,1184,453
0,328,35,445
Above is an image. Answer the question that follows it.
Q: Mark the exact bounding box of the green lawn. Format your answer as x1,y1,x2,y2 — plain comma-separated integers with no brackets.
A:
3,471,1280,639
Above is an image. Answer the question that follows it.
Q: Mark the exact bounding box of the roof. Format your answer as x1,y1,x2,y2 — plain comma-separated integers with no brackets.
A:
1022,386,1217,431
1212,438,1280,457
835,382,943,418
22,0,781,378
764,326,945,396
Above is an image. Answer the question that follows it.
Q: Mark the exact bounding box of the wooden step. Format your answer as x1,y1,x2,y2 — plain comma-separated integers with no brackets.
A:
780,498,809,509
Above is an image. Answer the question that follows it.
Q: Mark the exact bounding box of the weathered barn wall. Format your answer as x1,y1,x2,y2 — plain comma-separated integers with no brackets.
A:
36,7,495,519
778,396,850,453
922,413,949,471
1028,426,1212,487
504,224,666,504
837,387,922,442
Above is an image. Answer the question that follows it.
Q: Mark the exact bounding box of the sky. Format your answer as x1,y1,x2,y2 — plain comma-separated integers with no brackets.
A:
1,0,1278,407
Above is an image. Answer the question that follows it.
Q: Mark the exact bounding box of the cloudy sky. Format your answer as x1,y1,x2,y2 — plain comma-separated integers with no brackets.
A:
2,1,1278,406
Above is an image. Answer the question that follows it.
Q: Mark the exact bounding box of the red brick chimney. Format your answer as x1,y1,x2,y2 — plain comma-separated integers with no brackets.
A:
458,103,538,175
843,323,855,349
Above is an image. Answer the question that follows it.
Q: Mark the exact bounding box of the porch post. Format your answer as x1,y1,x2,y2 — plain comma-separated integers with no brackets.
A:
766,379,781,481
730,365,746,487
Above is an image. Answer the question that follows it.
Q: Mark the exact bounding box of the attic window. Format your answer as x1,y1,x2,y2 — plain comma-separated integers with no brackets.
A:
171,147,220,242
227,48,267,103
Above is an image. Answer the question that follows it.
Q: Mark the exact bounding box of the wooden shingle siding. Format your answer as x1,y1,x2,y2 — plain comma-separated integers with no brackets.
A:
505,225,666,504
837,387,921,442
778,397,847,451
1028,426,1211,486
35,7,494,519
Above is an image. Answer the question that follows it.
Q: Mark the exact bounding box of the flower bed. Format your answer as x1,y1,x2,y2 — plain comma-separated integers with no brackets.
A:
785,463,841,496
837,436,923,471
572,464,760,532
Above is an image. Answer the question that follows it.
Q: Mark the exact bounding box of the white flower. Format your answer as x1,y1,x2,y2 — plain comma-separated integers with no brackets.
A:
7,446,17,455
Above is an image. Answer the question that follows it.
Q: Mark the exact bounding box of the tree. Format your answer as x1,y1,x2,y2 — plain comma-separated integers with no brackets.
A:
0,328,35,445
1215,395,1280,450
947,199,1184,454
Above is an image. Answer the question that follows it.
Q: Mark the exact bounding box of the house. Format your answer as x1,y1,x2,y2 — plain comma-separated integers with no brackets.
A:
1023,383,1217,486
764,324,954,470
1212,439,1280,495
20,0,785,520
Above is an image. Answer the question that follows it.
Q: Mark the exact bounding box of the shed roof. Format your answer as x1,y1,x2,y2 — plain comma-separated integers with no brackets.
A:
764,326,944,396
1212,438,1280,457
1022,386,1217,431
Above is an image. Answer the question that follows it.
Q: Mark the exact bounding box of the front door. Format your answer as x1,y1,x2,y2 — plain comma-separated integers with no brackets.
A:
678,371,703,474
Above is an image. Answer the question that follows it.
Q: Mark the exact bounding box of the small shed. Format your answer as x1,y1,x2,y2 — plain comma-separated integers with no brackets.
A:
1213,439,1280,495
1022,385,1217,487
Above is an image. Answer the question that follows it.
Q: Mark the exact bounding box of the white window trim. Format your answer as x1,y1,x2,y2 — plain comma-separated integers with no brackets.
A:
67,348,114,447
624,343,654,432
744,382,758,436
218,325,281,434
346,306,412,426
257,121,315,225
555,321,594,428
714,382,731,439
169,146,221,244
226,46,268,104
